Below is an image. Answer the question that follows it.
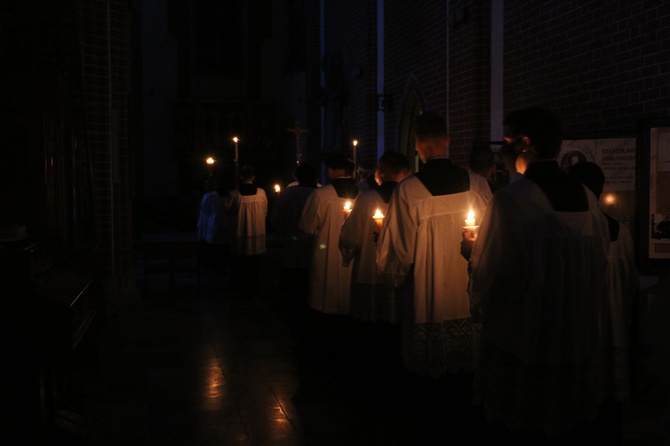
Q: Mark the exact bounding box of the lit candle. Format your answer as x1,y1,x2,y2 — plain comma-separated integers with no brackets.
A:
352,139,358,174
343,201,352,218
232,136,240,185
206,157,215,175
373,209,384,232
274,184,281,194
464,209,476,228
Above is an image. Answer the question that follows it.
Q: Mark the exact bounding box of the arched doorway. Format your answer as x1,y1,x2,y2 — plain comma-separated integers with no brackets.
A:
395,75,427,173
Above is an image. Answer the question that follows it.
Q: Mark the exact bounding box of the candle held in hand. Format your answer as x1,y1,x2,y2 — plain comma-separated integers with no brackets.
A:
343,201,353,218
464,209,476,227
373,209,384,232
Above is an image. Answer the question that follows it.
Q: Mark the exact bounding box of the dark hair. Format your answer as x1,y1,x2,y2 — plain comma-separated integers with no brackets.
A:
468,145,495,173
503,106,563,158
356,159,376,176
566,161,605,198
294,162,318,186
323,151,354,172
240,165,255,180
412,111,448,141
379,150,410,174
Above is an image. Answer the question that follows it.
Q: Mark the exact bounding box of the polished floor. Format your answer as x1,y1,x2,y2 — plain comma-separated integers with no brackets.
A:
44,233,670,445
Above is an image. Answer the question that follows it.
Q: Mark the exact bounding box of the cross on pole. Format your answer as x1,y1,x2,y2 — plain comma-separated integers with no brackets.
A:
287,120,308,165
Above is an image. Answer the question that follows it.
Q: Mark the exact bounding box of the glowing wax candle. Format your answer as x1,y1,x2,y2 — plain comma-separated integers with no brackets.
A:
464,209,476,228
343,201,352,218
373,209,384,232
352,139,358,173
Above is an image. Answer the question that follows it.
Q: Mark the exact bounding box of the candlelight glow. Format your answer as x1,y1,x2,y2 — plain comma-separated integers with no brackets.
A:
352,140,358,174
274,184,281,193
465,209,476,227
343,201,353,218
206,157,215,165
373,209,385,231
603,193,616,206
232,136,239,143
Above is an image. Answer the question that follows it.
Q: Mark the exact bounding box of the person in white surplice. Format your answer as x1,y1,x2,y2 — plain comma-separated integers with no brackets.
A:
567,161,640,417
375,111,493,379
340,150,411,324
299,152,359,369
339,150,412,379
468,107,613,442
270,161,319,337
226,165,267,298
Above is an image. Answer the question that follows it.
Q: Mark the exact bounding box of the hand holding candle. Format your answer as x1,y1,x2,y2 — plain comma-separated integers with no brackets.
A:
343,201,352,218
461,209,479,260
372,209,384,244
463,209,479,240
464,209,476,228
373,209,384,232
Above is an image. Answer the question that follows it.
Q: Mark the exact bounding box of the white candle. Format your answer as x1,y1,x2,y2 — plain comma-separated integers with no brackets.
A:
352,139,358,174
343,201,352,218
232,136,240,184
373,209,384,232
464,209,476,227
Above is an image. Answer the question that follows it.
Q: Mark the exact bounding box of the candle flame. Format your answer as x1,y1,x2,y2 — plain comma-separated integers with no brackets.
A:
274,184,281,193
352,139,358,147
206,157,215,165
344,201,352,211
465,209,476,226
373,209,384,219
232,136,239,143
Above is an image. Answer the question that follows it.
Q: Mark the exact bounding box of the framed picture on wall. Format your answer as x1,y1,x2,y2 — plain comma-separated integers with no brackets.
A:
559,138,636,228
647,125,670,259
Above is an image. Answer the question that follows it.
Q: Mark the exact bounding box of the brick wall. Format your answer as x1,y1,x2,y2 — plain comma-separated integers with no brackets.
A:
315,0,669,163
319,0,378,166
303,1,323,167
381,0,449,159
447,0,491,166
503,0,670,137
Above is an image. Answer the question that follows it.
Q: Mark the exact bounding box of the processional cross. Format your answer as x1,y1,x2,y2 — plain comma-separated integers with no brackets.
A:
287,120,308,165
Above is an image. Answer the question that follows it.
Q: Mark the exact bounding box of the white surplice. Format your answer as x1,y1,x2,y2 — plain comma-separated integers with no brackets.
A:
340,187,400,323
605,221,639,400
376,172,492,376
227,187,267,256
299,184,355,314
270,185,315,270
469,175,610,436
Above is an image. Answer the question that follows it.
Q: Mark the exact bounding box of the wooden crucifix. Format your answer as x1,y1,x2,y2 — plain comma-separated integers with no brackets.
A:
287,120,308,165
